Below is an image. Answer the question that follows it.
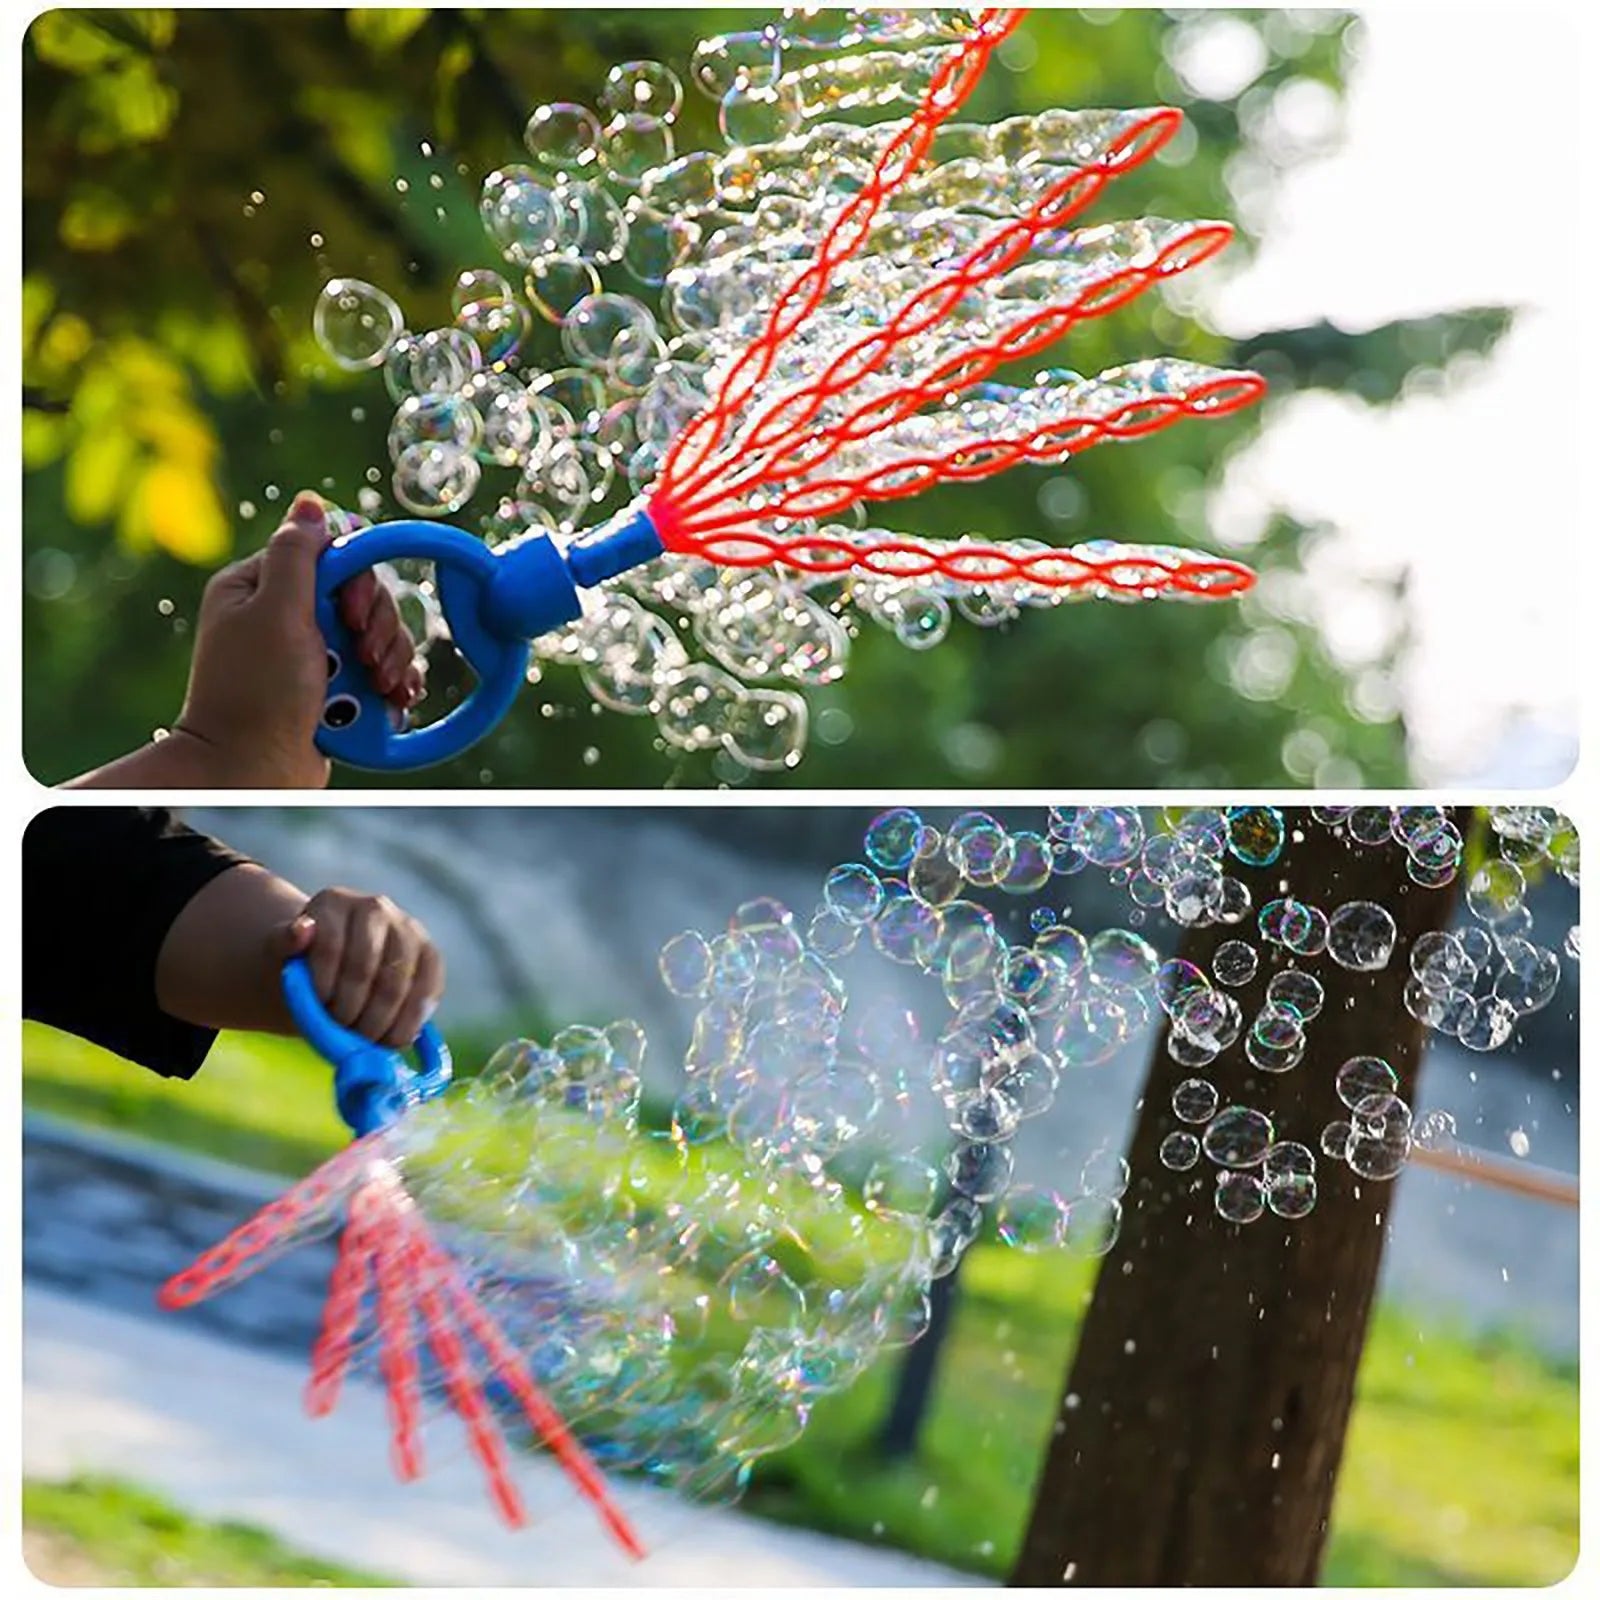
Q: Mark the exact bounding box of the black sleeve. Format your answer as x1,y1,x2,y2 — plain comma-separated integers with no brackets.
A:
24,806,254,1079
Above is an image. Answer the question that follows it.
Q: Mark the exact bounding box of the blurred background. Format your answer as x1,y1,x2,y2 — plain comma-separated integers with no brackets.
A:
23,806,1578,1584
21,7,1581,788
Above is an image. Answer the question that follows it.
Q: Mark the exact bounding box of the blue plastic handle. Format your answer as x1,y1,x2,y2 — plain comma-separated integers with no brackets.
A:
281,955,453,1137
314,506,663,773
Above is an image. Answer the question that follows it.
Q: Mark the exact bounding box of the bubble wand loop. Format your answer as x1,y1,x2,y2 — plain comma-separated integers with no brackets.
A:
156,959,647,1562
312,8,1261,772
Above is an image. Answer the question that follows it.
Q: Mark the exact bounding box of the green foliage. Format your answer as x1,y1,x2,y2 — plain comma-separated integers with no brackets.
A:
23,9,1503,784
23,1474,396,1586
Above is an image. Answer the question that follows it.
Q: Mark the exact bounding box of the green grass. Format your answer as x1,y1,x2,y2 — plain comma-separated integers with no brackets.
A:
22,1475,397,1586
24,1023,1579,1586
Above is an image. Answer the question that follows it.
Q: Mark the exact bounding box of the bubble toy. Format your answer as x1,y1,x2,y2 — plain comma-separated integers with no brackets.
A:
310,7,1265,771
158,958,647,1560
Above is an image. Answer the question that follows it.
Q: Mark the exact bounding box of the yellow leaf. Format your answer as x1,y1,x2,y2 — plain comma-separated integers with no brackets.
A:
130,401,217,468
22,411,70,470
130,459,231,564
28,11,126,71
348,8,428,52
60,190,138,251
22,277,57,348
38,312,93,373
65,425,138,524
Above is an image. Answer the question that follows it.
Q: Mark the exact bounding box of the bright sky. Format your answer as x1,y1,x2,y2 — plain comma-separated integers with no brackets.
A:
1200,5,1582,784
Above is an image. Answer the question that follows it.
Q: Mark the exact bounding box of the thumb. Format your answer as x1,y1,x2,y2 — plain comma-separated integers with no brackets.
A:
270,912,317,965
257,492,330,612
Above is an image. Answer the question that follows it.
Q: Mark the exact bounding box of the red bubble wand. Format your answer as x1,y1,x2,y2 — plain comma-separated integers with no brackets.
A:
157,959,646,1560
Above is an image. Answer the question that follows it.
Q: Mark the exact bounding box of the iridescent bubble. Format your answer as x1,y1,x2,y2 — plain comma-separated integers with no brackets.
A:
1457,994,1517,1052
524,102,603,171
1244,1004,1304,1073
1492,938,1560,1015
1326,901,1397,972
1466,859,1527,927
1159,1129,1201,1171
392,442,480,514
1265,968,1324,1021
823,863,884,926
601,60,685,122
1320,1119,1352,1159
1171,1077,1219,1123
1225,805,1285,867
1080,1148,1130,1199
1214,1171,1266,1223
661,930,712,997
995,1185,1069,1250
1156,958,1209,1014
945,1141,1015,1201
864,808,923,872
314,277,403,370
1071,807,1146,868
1062,1196,1121,1258
1335,1055,1397,1110
946,812,1011,885
1087,929,1158,996
1212,939,1258,987
1201,1105,1274,1169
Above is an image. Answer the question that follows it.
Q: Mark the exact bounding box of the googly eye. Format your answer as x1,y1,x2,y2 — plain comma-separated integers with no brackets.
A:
322,694,361,730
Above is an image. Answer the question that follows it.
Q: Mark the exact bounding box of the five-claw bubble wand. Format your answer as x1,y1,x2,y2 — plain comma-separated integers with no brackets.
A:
157,958,647,1561
313,6,1264,771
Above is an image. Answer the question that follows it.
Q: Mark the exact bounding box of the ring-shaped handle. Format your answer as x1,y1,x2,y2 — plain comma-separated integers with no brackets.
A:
282,955,452,1137
314,521,553,772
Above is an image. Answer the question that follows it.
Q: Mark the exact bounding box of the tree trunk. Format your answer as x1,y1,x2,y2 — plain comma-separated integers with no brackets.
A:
1010,813,1464,1586
876,1260,961,1459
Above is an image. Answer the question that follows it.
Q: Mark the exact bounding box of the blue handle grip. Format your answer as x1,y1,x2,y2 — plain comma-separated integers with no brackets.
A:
281,956,452,1137
314,506,663,773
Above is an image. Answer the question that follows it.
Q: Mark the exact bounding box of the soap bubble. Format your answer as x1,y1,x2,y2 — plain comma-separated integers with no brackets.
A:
1214,1171,1266,1223
1202,1106,1275,1169
525,102,603,171
1172,1077,1219,1123
601,60,685,122
995,1185,1069,1250
314,278,403,370
864,808,923,872
393,442,480,514
1327,901,1397,972
1212,939,1258,986
1265,967,1323,1021
1225,805,1284,867
1335,1055,1397,1110
1159,1130,1201,1170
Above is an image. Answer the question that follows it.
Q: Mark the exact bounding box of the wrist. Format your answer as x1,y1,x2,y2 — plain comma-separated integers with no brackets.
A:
171,713,329,789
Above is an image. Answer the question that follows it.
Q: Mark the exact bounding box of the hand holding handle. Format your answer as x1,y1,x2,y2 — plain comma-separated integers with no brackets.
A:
281,955,453,1136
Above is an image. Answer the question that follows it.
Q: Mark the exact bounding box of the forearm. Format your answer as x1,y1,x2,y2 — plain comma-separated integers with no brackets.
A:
155,863,308,1035
62,729,327,790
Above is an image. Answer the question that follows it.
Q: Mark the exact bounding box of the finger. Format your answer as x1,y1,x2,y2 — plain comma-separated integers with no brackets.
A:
337,569,380,632
380,938,445,1048
402,661,427,707
269,913,317,966
258,493,330,612
305,904,347,1005
355,588,400,668
356,921,427,1043
330,898,390,1026
375,632,416,699
204,551,266,607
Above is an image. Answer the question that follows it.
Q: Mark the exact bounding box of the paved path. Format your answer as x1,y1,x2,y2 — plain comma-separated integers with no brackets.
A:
22,1115,981,1587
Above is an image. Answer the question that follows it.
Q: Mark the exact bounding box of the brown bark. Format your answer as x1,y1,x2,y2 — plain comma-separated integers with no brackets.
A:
1010,812,1464,1586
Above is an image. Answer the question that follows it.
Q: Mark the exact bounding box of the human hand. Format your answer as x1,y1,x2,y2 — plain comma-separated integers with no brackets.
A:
272,887,444,1047
173,492,425,787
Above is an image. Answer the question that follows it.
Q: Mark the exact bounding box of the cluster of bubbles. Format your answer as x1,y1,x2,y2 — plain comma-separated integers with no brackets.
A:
364,804,1573,1496
311,9,1244,773
1308,805,1578,1055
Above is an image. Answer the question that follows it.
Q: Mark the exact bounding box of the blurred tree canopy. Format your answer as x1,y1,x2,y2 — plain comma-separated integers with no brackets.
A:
22,8,1514,788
